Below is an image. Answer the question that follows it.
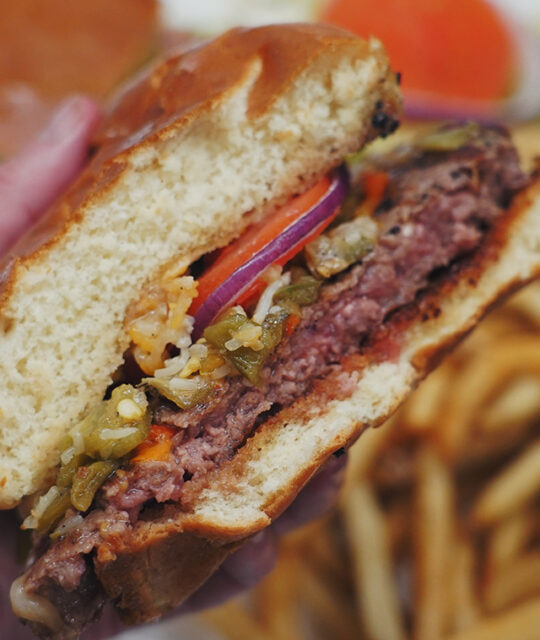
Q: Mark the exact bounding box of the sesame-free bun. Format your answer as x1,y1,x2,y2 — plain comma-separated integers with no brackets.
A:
0,24,401,508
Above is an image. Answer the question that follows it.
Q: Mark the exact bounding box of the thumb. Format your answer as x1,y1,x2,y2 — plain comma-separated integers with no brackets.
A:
0,96,101,255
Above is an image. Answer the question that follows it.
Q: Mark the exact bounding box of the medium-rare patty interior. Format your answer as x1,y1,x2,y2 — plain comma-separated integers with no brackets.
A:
103,124,529,515
19,125,528,637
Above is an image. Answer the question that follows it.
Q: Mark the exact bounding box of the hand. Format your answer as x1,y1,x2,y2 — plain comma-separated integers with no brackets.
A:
0,95,102,640
0,95,100,255
0,101,348,639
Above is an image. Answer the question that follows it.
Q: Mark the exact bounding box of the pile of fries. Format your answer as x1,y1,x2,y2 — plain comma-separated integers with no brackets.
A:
200,280,540,640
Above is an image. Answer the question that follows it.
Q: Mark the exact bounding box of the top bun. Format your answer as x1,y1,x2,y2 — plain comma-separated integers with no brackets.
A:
0,23,401,508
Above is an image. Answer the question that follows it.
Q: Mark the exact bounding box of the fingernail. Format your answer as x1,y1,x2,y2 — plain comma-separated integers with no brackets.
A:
39,97,88,143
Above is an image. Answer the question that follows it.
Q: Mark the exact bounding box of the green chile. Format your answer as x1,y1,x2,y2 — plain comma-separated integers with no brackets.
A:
274,275,321,306
305,216,377,278
82,385,150,460
56,453,90,488
70,461,118,512
42,385,151,528
36,489,72,533
416,123,479,152
205,310,289,384
143,377,213,410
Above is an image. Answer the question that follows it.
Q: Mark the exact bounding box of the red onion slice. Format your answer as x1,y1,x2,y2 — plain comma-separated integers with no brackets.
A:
192,166,349,338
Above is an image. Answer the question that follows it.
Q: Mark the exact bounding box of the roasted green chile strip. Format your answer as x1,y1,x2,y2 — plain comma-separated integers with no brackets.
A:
205,309,289,384
305,216,378,278
416,122,479,152
143,376,213,410
81,385,151,459
199,347,227,375
274,275,322,306
29,385,151,533
70,461,119,512
36,489,72,533
56,453,90,488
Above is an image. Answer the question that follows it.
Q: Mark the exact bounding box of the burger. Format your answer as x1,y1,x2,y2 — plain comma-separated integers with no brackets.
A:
2,23,539,639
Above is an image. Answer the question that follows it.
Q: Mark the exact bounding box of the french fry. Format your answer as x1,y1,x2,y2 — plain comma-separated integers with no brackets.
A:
486,510,534,572
202,600,272,640
505,281,540,328
343,482,406,640
473,440,540,526
414,447,455,640
445,597,540,640
401,362,453,435
437,338,540,459
298,559,360,640
385,498,411,554
344,415,398,490
481,376,540,434
511,124,540,171
457,312,533,358
253,550,304,640
285,517,349,586
483,553,540,613
448,535,480,634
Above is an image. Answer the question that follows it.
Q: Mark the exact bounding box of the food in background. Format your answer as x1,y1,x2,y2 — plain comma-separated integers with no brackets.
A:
322,0,540,121
0,0,158,157
323,0,516,102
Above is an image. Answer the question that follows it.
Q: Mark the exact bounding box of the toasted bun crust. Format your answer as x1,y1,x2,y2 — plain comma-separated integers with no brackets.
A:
94,175,540,623
0,24,401,507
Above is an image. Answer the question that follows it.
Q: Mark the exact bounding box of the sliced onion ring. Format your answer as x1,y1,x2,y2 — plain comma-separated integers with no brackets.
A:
192,166,349,338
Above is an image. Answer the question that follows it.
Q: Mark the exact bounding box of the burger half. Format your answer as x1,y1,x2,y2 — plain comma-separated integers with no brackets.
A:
1,23,539,640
